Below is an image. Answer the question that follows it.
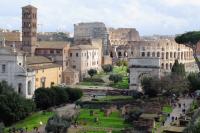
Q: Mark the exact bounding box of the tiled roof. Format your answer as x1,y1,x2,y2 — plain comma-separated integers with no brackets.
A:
27,63,61,70
36,41,70,49
69,45,99,50
26,56,52,65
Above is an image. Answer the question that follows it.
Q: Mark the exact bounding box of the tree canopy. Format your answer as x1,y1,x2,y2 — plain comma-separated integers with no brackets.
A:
171,59,185,77
175,31,200,71
0,81,35,126
87,69,97,78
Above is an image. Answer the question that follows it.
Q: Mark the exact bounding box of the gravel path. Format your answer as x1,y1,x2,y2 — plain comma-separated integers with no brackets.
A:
164,98,193,126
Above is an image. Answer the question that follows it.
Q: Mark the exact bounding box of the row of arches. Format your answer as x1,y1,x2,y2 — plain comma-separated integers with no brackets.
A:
141,51,193,60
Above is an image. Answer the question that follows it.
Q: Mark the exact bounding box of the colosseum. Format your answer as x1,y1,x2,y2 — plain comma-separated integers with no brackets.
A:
111,39,198,73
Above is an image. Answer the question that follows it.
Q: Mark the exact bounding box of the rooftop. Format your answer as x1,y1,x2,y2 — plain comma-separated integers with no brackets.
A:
36,41,70,49
26,56,52,65
70,44,99,50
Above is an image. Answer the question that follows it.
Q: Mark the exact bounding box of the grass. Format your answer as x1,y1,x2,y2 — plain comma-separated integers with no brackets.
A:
78,66,129,89
6,111,54,132
96,96,133,101
109,76,129,89
77,109,131,129
162,105,173,113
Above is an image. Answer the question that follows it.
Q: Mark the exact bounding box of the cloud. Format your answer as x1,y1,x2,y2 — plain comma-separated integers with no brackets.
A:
0,0,199,35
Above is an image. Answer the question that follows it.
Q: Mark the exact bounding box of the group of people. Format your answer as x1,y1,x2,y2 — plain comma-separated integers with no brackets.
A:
171,102,186,123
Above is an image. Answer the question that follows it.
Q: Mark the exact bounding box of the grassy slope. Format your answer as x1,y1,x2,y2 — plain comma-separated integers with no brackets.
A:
6,111,54,132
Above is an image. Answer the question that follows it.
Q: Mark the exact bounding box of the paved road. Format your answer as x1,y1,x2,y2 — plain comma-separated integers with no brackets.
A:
164,98,193,126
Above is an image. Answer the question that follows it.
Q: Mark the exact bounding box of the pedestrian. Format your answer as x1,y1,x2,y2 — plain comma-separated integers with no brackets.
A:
172,116,174,121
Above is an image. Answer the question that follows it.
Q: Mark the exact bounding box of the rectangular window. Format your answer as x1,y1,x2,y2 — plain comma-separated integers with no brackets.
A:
2,64,6,73
70,53,72,57
76,53,78,57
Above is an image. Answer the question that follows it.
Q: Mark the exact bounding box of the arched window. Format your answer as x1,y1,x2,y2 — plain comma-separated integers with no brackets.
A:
141,52,145,57
166,63,169,70
152,52,155,57
28,81,32,95
166,52,169,59
162,53,164,59
170,52,173,58
161,63,164,69
157,52,160,57
147,52,150,57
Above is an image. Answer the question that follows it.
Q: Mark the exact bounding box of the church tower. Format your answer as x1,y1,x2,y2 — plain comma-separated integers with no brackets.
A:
22,5,37,55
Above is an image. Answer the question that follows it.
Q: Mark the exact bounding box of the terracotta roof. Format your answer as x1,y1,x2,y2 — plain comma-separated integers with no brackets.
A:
37,41,70,49
27,63,61,70
70,45,99,50
26,56,52,65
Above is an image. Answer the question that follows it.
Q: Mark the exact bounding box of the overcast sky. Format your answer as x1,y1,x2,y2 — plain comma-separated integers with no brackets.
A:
1,0,200,35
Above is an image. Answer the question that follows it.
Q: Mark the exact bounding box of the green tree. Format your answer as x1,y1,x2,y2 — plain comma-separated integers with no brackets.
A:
0,81,35,126
171,59,185,77
102,64,113,73
64,87,83,102
87,69,97,78
45,114,71,133
109,74,122,83
175,31,200,71
141,77,161,97
188,73,200,92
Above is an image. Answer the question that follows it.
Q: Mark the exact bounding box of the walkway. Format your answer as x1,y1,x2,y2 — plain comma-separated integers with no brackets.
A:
164,98,193,126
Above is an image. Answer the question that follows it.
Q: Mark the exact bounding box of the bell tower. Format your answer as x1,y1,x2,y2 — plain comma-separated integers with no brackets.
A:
22,5,37,55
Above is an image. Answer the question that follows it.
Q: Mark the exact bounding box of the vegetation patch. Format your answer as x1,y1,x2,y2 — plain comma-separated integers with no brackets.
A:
6,111,54,132
77,109,131,129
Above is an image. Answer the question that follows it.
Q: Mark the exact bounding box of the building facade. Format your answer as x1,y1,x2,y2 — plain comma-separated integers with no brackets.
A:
108,28,140,46
0,45,35,98
114,39,197,73
69,45,101,79
35,41,70,70
26,56,62,89
74,22,110,55
22,5,37,55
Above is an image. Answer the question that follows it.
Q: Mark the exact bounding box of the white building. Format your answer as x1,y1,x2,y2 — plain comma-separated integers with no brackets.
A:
0,45,35,98
69,45,101,79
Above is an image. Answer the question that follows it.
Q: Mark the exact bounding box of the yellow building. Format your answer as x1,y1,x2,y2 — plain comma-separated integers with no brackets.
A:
27,56,62,89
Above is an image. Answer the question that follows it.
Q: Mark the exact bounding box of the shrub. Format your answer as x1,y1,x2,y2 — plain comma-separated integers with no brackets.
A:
109,74,123,83
45,114,71,133
102,64,113,73
64,88,83,102
88,69,97,78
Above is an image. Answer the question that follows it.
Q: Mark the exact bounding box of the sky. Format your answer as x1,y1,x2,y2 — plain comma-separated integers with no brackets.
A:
1,0,200,35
